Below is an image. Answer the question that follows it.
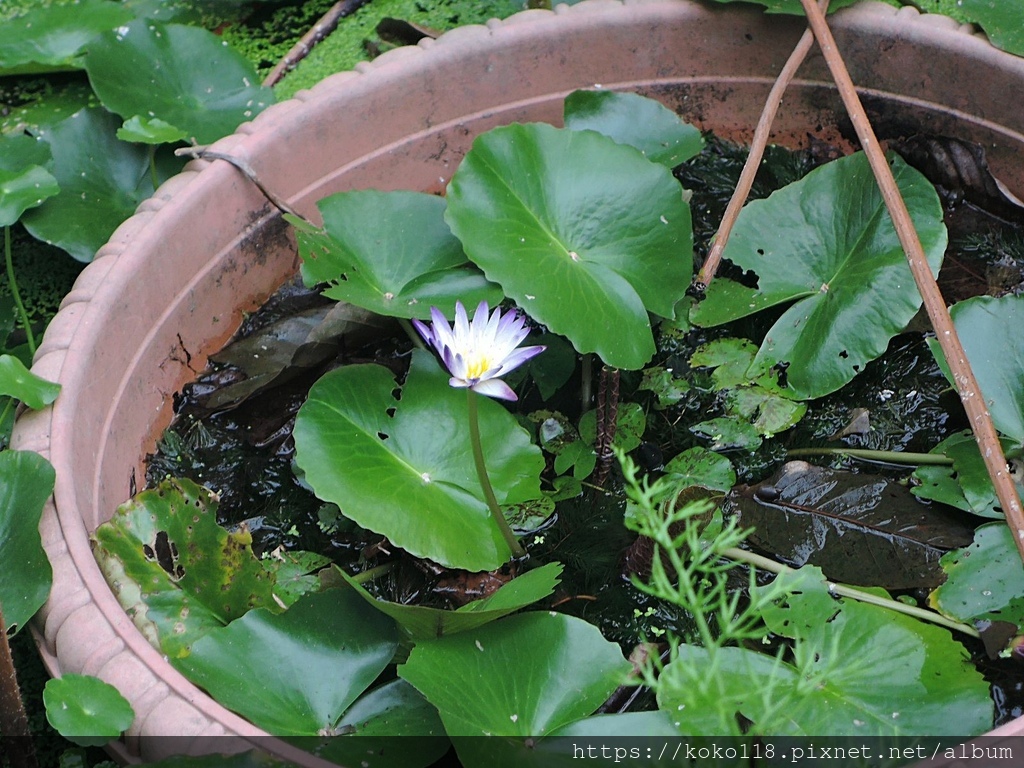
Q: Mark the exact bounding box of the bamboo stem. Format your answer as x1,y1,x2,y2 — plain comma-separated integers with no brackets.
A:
797,0,1024,564
697,0,829,286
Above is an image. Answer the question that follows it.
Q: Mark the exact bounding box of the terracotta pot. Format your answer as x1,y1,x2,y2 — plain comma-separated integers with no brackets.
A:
13,0,1024,759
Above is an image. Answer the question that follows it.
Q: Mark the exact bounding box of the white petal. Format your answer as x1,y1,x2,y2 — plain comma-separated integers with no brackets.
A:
472,378,518,401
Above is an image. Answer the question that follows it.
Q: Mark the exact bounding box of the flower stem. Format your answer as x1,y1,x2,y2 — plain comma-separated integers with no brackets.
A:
148,145,159,193
467,389,525,559
398,318,427,350
722,547,979,639
351,561,395,584
5,226,35,357
786,447,953,465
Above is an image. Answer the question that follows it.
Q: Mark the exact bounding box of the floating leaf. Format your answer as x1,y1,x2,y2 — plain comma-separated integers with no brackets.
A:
912,430,1017,519
929,294,1024,445
579,401,646,453
724,385,806,436
260,550,331,608
293,191,501,319
638,366,689,409
563,90,704,168
92,478,277,658
0,355,60,409
176,589,399,735
691,152,945,398
663,447,735,492
690,417,762,451
116,115,188,145
445,122,692,370
399,612,631,737
293,350,544,571
43,674,134,748
930,522,1024,630
729,462,974,589
22,108,177,261
959,0,1024,57
85,20,274,145
0,0,131,71
689,337,761,390
0,134,60,227
337,562,561,640
0,451,55,634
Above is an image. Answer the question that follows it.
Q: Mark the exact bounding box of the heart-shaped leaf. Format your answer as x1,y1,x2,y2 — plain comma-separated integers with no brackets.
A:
84,20,273,145
176,589,399,735
0,355,60,409
928,294,1024,445
292,191,501,319
912,430,1018,519
563,90,704,168
293,350,544,571
399,611,631,737
43,674,134,748
21,108,178,261
663,447,735,492
445,122,692,370
116,115,189,145
0,450,55,634
691,152,946,398
0,134,60,226
0,0,131,71
959,0,1024,56
337,562,562,640
92,478,277,658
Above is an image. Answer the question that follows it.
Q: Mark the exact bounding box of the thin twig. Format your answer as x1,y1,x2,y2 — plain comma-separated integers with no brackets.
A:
797,0,1024,563
697,0,829,286
174,147,302,220
263,0,373,88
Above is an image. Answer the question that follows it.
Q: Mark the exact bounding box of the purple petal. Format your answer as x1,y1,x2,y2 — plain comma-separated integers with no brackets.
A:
411,318,434,347
472,378,518,401
498,344,546,374
448,376,471,389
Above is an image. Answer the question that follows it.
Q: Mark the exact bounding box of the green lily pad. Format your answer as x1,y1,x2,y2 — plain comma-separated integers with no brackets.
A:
579,401,646,453
261,550,332,608
445,122,692,370
21,108,174,262
0,355,60,409
43,674,134,748
912,430,1016,519
116,115,189,145
638,366,689,409
960,0,1024,56
930,522,1024,629
724,385,806,436
399,611,631,736
338,562,562,640
84,20,273,145
92,478,277,658
563,90,704,168
0,450,55,634
0,134,60,227
691,417,762,451
292,191,501,319
293,350,544,571
929,294,1024,445
0,0,131,71
176,589,399,735
691,152,946,398
663,447,735,492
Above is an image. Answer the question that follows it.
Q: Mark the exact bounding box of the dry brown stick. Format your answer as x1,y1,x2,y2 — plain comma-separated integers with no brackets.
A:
798,0,1024,563
696,0,829,287
262,0,372,88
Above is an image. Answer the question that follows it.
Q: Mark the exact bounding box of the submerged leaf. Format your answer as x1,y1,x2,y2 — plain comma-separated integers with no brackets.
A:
293,191,501,319
177,589,399,735
0,451,55,634
563,90,704,168
399,611,631,737
92,478,277,658
446,122,692,370
691,152,945,398
730,462,974,589
337,562,562,640
293,349,544,571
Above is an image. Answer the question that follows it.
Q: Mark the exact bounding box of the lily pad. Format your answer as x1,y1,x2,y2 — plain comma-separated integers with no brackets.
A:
691,152,946,399
691,417,762,451
0,0,131,71
84,20,273,145
0,450,55,634
293,350,544,571
912,430,1017,519
0,355,61,409
563,90,704,168
176,589,399,735
638,365,689,409
116,116,189,145
337,562,562,640
0,134,60,227
729,462,975,590
292,191,501,319
960,0,1024,57
92,478,277,658
43,674,134,748
445,122,692,370
663,447,735,492
399,611,631,737
22,108,176,261
930,523,1024,630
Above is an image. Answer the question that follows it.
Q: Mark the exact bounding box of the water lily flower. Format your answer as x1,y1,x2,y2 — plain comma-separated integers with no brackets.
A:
413,300,545,401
